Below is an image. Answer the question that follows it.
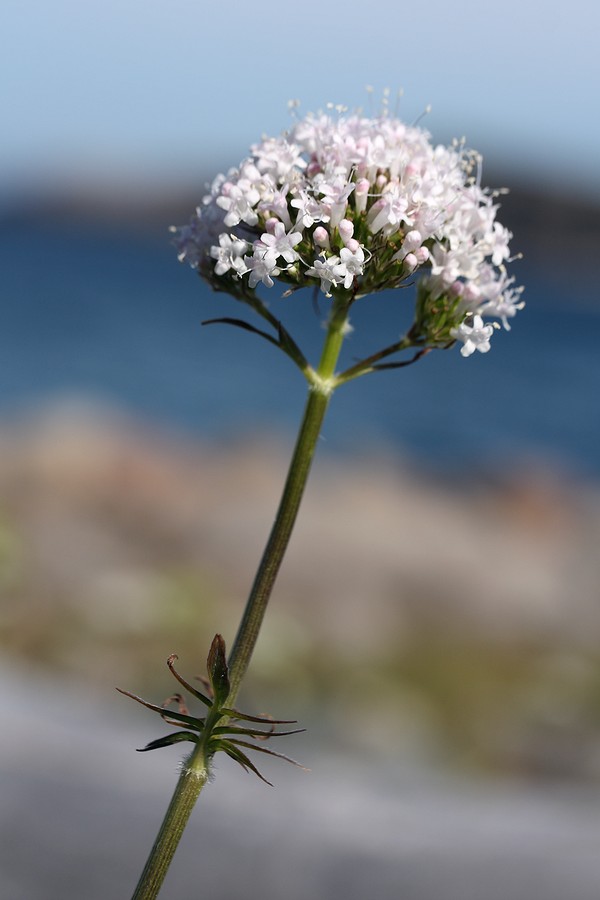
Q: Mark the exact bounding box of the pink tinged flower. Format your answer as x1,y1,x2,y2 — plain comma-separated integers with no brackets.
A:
210,234,250,276
258,222,303,264
244,249,280,288
404,253,418,271
305,256,343,296
452,315,495,357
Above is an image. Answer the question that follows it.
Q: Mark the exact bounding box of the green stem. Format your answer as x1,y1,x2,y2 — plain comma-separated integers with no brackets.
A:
130,299,349,900
131,752,208,900
226,300,348,702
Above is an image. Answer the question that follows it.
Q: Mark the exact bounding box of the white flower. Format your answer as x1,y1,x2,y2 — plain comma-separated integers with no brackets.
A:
216,184,259,228
244,249,280,288
210,234,249,276
257,222,302,265
452,315,495,357
367,182,412,235
290,190,325,229
314,174,355,228
482,286,525,330
305,256,343,296
337,245,365,289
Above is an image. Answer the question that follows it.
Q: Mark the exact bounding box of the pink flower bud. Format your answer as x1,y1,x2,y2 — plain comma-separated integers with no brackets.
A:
402,230,422,253
354,178,370,214
265,217,279,234
404,253,418,271
346,238,359,253
338,219,354,244
313,226,330,249
415,247,429,264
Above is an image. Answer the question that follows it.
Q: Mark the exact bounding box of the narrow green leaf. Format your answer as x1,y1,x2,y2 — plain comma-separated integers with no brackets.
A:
201,317,279,348
219,740,273,786
167,655,213,708
116,688,205,731
227,738,309,771
137,731,199,752
220,707,297,725
212,725,305,739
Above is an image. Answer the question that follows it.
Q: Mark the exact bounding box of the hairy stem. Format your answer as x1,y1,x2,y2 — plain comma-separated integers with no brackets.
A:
131,753,208,900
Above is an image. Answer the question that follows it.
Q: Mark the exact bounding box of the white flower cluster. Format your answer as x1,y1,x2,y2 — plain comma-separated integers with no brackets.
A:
173,107,523,356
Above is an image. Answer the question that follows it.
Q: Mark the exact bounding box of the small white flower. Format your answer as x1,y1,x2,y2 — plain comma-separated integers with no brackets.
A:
244,249,280,288
452,315,495,357
337,245,365,289
210,234,249,276
482,286,525,330
216,184,259,228
290,190,325,229
368,182,412,235
305,256,343,296
257,222,302,265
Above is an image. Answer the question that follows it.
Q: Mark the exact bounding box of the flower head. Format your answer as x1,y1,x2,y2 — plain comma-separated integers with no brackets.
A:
172,103,522,357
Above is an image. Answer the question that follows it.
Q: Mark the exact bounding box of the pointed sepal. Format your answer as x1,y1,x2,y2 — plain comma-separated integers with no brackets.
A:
207,634,230,707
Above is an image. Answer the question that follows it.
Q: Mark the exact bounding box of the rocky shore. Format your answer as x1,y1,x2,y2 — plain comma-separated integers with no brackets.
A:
1,403,599,778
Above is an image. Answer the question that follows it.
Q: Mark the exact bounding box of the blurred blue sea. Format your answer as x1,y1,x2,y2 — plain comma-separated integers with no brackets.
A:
1,217,598,480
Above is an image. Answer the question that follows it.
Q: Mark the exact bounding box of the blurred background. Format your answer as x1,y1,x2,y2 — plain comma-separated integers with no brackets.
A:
2,1,600,898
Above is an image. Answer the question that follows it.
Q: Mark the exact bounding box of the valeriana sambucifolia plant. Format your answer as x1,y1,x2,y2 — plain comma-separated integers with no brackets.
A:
123,98,523,899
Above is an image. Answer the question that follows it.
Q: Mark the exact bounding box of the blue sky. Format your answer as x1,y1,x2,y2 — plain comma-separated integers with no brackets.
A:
2,0,599,198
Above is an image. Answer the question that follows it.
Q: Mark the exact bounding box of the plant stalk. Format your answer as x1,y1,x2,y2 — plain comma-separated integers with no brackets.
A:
130,299,349,900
